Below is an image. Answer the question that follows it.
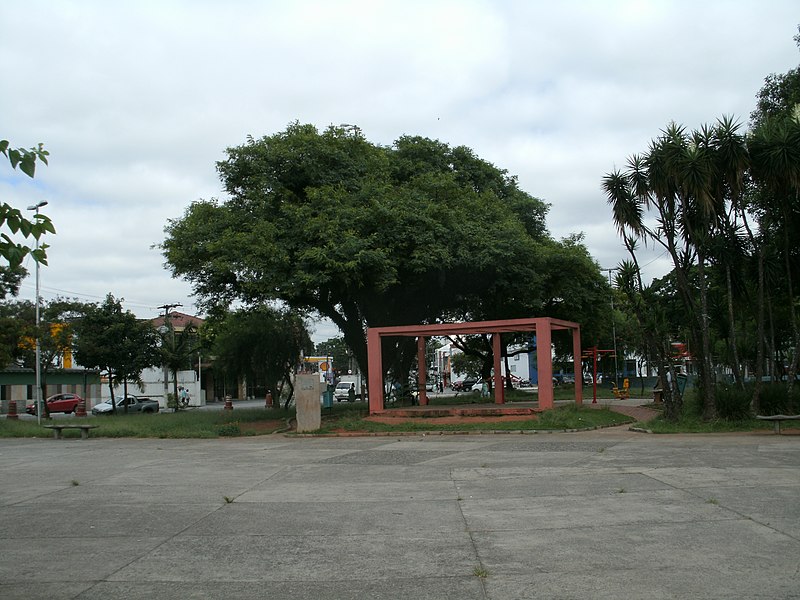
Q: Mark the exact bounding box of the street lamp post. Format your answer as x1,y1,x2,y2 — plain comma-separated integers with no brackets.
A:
27,200,48,425
603,267,620,387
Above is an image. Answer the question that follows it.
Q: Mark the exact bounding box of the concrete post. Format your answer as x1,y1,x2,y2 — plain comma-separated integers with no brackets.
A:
295,373,321,432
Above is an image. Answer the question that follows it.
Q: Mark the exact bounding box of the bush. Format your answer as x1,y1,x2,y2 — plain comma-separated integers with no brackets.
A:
708,382,799,421
217,421,241,436
756,383,799,415
714,383,752,421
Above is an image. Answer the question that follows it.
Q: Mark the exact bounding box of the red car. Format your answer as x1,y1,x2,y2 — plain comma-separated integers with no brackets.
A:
26,393,83,415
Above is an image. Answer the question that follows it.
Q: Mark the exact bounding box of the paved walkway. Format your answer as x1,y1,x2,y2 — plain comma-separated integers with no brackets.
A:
1,429,798,599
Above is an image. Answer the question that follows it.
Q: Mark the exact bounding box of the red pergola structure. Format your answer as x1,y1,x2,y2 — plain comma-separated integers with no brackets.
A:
366,317,583,415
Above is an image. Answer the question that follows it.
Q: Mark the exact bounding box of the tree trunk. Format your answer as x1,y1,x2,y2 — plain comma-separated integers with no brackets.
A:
725,264,743,387
782,197,799,395
752,249,765,414
108,375,116,415
697,252,717,420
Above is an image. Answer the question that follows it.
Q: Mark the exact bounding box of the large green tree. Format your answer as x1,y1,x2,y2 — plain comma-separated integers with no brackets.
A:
163,123,598,381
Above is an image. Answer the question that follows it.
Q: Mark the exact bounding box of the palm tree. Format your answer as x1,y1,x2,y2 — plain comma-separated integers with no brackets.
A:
159,320,199,411
749,116,800,392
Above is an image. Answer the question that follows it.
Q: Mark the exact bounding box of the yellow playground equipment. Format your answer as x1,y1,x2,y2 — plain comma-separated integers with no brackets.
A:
612,378,630,399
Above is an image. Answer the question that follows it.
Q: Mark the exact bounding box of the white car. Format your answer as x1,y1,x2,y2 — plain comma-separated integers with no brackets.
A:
334,381,358,402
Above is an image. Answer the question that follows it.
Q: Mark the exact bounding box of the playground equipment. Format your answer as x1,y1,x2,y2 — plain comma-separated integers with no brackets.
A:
612,378,630,399
582,346,615,404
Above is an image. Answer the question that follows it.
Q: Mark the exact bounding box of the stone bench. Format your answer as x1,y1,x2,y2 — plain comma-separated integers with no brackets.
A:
43,424,99,440
756,414,800,434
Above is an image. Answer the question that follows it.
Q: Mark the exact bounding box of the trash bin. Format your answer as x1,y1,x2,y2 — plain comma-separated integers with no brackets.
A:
676,374,687,395
322,385,334,409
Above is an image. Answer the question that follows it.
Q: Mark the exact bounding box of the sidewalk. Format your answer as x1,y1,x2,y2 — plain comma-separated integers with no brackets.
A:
1,429,798,599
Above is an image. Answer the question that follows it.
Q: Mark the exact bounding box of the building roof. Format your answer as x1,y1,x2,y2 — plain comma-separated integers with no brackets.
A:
150,311,204,331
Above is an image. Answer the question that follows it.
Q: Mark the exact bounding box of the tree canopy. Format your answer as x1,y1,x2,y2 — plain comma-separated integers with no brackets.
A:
163,123,607,378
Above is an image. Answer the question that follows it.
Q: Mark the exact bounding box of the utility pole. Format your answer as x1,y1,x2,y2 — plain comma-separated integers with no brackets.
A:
27,200,48,424
157,303,182,409
602,268,620,387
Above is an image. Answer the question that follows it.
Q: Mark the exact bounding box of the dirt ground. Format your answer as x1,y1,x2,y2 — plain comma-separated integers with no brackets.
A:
239,420,286,434
364,413,539,425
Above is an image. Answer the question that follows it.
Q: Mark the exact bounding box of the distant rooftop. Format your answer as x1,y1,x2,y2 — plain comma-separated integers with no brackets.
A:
149,311,204,331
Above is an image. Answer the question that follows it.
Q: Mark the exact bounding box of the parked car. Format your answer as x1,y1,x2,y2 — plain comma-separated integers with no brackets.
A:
92,395,160,415
26,393,83,415
334,381,361,402
452,379,477,392
410,381,435,392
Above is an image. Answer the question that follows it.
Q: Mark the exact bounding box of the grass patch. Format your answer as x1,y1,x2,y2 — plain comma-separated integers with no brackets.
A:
473,566,490,579
0,408,293,439
642,414,772,434
637,393,775,434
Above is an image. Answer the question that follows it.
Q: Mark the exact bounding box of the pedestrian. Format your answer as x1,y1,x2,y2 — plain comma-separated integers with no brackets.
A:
348,383,356,403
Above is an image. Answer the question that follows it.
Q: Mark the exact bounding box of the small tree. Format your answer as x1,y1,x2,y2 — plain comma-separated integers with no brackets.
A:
8,298,89,417
158,313,199,411
209,305,312,409
73,295,160,413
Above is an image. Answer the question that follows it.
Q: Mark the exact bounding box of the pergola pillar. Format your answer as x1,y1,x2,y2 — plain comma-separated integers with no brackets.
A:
492,333,504,404
536,322,554,409
573,327,583,405
365,317,581,415
417,336,428,405
367,327,384,413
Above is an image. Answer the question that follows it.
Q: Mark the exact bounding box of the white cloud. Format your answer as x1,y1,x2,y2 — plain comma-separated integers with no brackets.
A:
1,0,797,341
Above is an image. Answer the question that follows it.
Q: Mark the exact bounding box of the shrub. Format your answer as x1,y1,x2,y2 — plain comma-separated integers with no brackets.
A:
714,383,752,421
217,422,241,437
757,383,799,415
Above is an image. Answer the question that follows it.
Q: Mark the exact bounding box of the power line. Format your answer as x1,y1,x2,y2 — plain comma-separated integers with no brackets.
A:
15,281,177,313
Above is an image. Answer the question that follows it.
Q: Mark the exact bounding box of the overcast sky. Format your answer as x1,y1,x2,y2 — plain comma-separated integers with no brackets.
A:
2,0,797,343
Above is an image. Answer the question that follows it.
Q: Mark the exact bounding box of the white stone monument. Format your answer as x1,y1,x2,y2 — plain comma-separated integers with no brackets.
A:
295,373,322,432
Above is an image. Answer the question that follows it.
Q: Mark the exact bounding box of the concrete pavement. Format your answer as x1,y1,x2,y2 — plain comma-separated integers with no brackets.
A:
0,429,798,599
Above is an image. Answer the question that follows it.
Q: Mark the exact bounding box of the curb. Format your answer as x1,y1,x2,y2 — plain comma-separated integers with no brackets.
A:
286,420,633,438
628,426,653,434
